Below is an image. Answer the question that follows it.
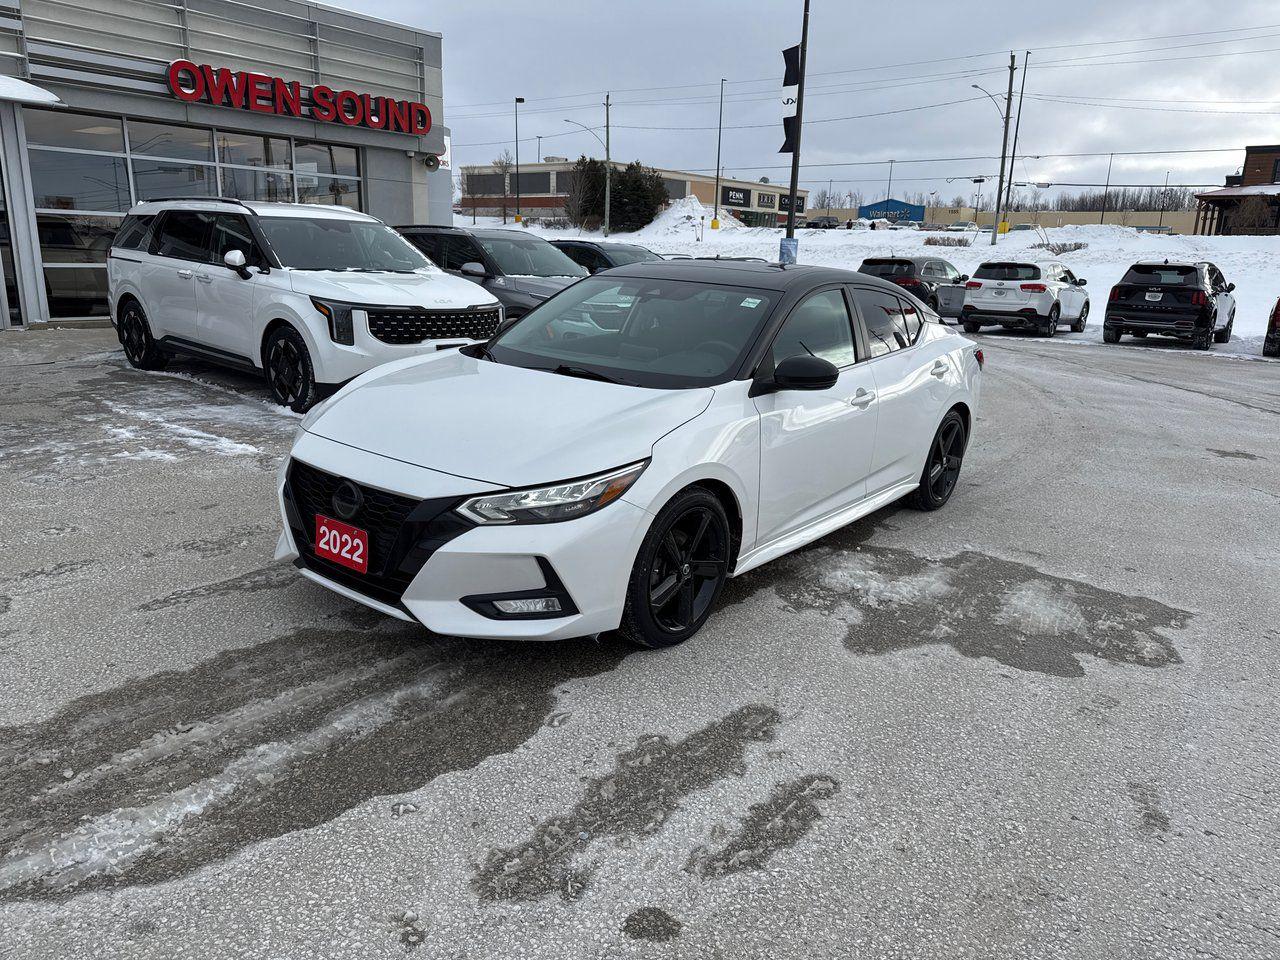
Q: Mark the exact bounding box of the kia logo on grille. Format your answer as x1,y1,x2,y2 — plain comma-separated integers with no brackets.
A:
332,480,363,520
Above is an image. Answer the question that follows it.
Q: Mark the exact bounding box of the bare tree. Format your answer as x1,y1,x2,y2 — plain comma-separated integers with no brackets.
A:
492,149,514,224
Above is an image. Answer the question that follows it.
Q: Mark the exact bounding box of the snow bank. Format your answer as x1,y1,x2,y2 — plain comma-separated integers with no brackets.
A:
642,194,745,239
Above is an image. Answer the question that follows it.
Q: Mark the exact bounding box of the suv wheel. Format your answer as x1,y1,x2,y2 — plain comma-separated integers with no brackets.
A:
618,487,730,650
264,326,319,412
118,301,169,371
1103,326,1121,344
1213,317,1233,344
1071,301,1089,333
910,410,967,511
962,321,981,334
1038,304,1059,338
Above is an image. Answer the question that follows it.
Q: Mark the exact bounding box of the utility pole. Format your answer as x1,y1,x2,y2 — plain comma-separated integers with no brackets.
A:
1158,169,1170,228
513,96,524,222
1100,152,1114,225
536,135,542,162
885,159,894,204
784,0,810,240
990,51,1015,246
826,177,833,216
713,78,725,228
603,92,611,237
1003,50,1029,217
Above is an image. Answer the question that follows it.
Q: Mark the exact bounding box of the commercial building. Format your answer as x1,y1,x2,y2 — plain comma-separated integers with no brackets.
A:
1194,144,1280,236
459,159,808,228
0,0,452,328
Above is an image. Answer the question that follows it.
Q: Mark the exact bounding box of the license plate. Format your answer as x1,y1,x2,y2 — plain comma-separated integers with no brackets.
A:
1145,292,1163,301
314,514,368,573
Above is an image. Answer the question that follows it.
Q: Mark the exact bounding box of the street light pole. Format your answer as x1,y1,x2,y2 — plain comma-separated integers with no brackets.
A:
885,159,894,204
1003,51,1029,217
603,92,611,237
1100,152,1114,225
513,96,524,222
1158,169,1170,228
536,135,542,162
784,0,810,240
713,78,725,227
988,53,1016,246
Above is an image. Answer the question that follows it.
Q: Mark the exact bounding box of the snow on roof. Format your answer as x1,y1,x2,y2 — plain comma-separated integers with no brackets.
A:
1196,184,1280,200
0,76,60,105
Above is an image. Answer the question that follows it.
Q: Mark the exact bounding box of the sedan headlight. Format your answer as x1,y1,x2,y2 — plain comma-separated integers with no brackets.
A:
457,461,647,525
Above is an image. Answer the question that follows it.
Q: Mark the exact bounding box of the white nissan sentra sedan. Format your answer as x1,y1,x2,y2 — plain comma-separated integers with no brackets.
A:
276,260,983,649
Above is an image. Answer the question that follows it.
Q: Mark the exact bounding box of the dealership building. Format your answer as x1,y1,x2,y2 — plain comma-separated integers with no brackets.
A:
0,0,451,329
460,159,809,228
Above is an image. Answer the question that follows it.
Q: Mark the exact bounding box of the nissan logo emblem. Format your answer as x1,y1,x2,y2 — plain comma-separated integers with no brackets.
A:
332,480,363,520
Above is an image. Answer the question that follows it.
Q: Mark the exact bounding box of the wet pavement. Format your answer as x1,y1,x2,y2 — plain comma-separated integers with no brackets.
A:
1,325,1278,959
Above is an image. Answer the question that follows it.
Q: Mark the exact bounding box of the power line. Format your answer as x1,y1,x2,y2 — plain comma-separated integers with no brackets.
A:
1023,94,1280,116
613,95,986,132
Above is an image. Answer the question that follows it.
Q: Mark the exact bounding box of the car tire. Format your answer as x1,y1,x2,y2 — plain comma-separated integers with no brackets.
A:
264,325,319,413
962,321,981,334
1264,341,1280,359
1193,321,1214,351
617,487,731,650
910,410,967,511
1038,305,1059,338
1133,331,1147,338
1214,317,1233,344
1071,301,1089,333
1103,326,1121,344
118,300,169,371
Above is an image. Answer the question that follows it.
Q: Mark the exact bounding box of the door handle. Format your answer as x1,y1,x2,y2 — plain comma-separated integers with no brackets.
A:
848,388,876,407
177,269,194,279
196,274,213,284
930,360,948,378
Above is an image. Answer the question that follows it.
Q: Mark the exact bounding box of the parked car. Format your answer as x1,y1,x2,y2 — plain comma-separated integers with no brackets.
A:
947,221,978,232
961,260,1089,337
1266,298,1280,358
107,199,500,411
398,225,588,320
278,260,982,649
807,216,842,230
1103,260,1236,349
857,256,969,317
549,239,662,273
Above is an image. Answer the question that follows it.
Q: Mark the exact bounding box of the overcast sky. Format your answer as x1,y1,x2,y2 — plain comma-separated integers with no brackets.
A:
348,0,1280,205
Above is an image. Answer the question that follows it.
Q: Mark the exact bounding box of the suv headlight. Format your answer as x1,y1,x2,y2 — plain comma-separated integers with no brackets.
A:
311,297,356,345
456,461,646,525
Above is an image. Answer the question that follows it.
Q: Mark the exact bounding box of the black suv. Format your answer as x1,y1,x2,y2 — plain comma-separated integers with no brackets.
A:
549,239,662,273
1104,260,1236,349
398,225,587,319
857,256,968,317
807,216,842,229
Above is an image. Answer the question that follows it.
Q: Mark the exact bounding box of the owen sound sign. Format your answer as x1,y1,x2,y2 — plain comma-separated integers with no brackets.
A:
166,61,432,136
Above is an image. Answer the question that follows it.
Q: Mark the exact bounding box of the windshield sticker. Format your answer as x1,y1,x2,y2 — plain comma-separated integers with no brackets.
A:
741,297,763,308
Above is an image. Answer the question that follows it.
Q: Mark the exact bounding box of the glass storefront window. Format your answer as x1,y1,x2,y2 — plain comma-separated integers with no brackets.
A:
30,150,130,212
45,267,110,319
24,109,124,152
37,214,120,264
216,132,290,169
297,175,360,208
128,121,214,162
132,159,217,201
221,168,294,202
294,141,359,177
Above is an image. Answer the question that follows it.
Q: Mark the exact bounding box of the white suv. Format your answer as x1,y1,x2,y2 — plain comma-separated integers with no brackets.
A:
107,199,502,410
960,259,1089,337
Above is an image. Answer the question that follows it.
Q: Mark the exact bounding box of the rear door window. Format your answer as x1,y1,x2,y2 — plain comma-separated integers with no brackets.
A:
443,235,487,271
153,211,213,262
403,231,444,267
975,262,1039,281
850,287,911,358
859,259,916,278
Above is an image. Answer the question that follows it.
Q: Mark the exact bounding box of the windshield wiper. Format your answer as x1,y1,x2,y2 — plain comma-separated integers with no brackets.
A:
548,364,631,386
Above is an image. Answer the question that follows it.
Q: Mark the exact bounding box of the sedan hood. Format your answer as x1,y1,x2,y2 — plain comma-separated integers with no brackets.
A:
290,269,497,309
307,351,713,488
495,274,581,300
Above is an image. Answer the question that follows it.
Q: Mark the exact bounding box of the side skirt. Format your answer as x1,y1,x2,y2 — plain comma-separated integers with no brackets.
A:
731,479,920,578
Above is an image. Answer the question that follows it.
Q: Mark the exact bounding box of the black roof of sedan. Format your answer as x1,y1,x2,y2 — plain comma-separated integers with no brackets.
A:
602,258,893,293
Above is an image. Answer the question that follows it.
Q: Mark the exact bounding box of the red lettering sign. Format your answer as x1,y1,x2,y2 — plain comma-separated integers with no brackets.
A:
165,60,432,137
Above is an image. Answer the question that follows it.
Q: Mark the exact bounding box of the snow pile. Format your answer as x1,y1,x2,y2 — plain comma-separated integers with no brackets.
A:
642,195,745,239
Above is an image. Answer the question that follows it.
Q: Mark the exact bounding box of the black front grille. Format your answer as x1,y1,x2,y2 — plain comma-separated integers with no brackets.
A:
367,307,500,345
284,459,472,608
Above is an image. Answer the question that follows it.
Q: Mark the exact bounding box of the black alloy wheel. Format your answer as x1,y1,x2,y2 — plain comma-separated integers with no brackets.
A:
118,302,168,371
1193,320,1214,351
910,410,967,511
1214,315,1233,344
962,321,981,334
1071,301,1089,333
619,487,730,649
1038,304,1059,338
264,326,318,412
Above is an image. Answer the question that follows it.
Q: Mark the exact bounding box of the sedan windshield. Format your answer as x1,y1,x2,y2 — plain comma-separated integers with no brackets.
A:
259,216,436,273
477,233,588,278
488,276,777,388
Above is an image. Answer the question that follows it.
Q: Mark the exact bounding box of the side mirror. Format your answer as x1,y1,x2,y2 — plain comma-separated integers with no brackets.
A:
1226,282,1236,293
224,249,251,278
956,275,970,283
772,354,839,392
1075,277,1087,286
460,261,488,279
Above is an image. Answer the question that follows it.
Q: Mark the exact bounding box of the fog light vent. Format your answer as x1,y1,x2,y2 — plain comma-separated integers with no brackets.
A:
493,597,562,615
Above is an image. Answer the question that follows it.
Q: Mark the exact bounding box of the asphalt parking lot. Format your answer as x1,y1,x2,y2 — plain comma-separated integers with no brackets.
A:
1,326,1278,959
